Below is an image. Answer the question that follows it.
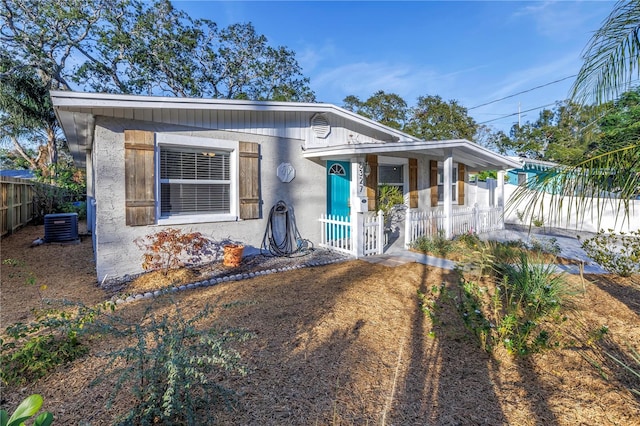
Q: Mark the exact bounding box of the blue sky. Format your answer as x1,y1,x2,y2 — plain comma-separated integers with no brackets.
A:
175,1,614,134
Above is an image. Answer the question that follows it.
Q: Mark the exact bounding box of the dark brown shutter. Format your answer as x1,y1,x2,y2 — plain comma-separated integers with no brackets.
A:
430,160,438,207
239,142,260,219
458,163,465,206
365,154,378,211
125,130,155,226
409,158,418,208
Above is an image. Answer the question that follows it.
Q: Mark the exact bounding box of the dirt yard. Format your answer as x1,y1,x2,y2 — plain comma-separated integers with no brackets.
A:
1,222,639,425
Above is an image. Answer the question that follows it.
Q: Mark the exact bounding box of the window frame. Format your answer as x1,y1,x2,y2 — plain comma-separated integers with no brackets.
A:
155,134,239,225
437,161,458,204
377,156,408,205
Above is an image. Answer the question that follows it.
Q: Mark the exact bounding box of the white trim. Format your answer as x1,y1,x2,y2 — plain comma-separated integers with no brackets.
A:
377,156,409,206
155,133,239,223
303,140,521,170
50,90,416,143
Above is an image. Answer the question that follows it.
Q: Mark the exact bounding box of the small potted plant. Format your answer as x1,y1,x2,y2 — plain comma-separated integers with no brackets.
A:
223,243,244,267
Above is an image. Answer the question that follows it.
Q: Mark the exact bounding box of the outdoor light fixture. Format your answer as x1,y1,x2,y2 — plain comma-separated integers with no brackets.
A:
363,161,371,178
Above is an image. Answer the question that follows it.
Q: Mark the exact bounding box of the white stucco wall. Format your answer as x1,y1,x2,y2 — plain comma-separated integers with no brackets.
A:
92,117,326,282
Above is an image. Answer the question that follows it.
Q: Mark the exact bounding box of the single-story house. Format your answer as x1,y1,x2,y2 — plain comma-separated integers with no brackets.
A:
506,156,558,186
51,91,519,283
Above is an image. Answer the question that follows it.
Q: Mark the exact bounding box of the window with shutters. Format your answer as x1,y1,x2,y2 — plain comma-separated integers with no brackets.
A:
156,134,240,224
160,147,231,216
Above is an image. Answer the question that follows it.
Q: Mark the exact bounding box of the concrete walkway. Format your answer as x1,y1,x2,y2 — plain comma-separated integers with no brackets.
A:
363,225,609,275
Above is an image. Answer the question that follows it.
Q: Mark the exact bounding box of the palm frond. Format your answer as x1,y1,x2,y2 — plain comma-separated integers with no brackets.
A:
506,143,640,229
572,0,640,105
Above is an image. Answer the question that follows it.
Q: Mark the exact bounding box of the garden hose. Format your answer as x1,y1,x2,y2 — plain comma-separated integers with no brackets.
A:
260,200,312,257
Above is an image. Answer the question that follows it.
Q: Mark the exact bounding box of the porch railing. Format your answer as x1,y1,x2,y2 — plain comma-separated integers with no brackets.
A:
405,204,503,247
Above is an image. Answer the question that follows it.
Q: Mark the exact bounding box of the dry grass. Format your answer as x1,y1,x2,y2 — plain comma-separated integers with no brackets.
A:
1,222,639,425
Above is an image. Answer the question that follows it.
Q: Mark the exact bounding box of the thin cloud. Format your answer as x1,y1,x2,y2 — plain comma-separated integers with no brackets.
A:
313,62,442,104
513,1,608,40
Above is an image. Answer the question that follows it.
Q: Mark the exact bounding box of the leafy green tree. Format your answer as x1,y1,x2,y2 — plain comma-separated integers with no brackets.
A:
510,0,640,226
505,101,595,163
0,52,64,175
593,89,640,154
405,95,477,141
0,0,314,175
342,90,408,130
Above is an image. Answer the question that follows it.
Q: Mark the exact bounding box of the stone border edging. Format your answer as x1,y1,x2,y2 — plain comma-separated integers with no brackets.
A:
113,257,349,306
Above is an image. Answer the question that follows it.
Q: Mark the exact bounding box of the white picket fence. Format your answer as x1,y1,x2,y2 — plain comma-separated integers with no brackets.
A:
320,205,503,256
363,211,385,256
319,211,384,257
405,204,503,246
319,214,353,255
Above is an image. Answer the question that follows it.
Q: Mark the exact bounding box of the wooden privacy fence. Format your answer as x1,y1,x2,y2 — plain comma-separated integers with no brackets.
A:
1,177,35,237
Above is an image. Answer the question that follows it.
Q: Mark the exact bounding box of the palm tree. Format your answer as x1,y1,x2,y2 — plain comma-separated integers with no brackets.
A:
508,0,640,228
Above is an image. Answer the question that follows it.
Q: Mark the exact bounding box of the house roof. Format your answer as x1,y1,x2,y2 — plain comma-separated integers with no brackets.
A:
51,90,519,170
507,156,559,171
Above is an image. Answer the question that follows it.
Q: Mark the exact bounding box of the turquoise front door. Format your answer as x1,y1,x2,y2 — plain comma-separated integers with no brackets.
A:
327,161,351,217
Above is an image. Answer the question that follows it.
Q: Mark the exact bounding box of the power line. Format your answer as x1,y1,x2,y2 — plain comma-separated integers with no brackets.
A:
478,102,557,125
468,74,577,110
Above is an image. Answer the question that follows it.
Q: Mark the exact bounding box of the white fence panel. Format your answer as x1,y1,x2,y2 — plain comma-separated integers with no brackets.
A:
406,209,446,243
405,205,504,247
363,211,384,256
319,214,353,255
319,212,384,257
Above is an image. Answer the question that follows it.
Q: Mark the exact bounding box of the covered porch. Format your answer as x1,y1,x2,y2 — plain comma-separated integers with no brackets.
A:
304,139,520,258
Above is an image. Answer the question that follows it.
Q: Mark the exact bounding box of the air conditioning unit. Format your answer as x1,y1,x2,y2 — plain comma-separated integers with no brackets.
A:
44,213,79,243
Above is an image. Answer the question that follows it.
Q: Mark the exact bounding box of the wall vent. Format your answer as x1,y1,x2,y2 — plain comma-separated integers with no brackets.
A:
44,213,79,243
311,113,331,138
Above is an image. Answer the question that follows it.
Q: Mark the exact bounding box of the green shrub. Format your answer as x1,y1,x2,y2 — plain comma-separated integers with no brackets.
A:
528,236,561,256
487,240,525,265
0,394,53,426
455,231,481,250
456,250,569,356
378,185,405,224
411,233,454,256
496,253,568,354
0,302,113,386
60,201,86,220
95,301,252,425
581,229,640,277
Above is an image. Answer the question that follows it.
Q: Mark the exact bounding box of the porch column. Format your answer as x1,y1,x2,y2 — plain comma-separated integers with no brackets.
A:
497,170,506,230
351,157,364,257
443,149,453,239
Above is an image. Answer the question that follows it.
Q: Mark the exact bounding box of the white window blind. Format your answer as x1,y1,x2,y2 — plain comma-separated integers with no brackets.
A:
160,147,231,216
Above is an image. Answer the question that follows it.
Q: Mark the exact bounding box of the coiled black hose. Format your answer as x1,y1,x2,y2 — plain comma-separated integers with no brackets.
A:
260,200,312,257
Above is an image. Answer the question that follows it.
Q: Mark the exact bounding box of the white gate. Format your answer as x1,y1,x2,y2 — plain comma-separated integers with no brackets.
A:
319,211,384,257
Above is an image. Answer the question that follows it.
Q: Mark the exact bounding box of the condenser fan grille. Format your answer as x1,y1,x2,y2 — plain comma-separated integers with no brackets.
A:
44,213,79,242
